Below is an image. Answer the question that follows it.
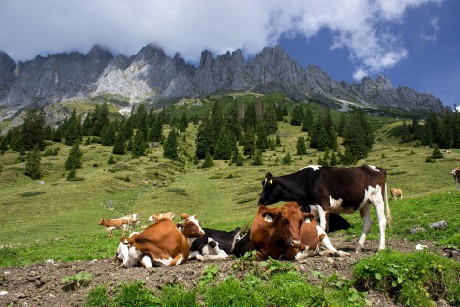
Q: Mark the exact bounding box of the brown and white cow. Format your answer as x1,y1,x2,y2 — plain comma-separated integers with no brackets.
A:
390,188,403,200
148,211,175,223
258,165,391,252
117,214,205,268
450,167,460,190
99,214,139,237
250,202,348,260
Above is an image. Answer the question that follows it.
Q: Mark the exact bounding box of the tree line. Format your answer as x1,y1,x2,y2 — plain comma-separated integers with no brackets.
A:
0,98,376,180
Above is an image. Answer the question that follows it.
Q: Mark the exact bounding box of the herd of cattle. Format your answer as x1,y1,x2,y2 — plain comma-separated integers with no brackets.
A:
97,164,458,268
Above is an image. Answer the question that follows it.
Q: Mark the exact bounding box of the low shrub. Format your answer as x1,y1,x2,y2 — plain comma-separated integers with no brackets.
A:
353,249,460,306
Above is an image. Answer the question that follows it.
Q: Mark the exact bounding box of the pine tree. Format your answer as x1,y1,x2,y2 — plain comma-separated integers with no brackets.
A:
63,109,82,146
67,168,76,181
131,130,146,158
92,102,110,136
342,109,373,163
243,102,257,129
242,128,256,157
24,146,41,179
179,112,189,132
255,122,269,150
282,152,291,164
264,103,278,134
163,128,179,160
235,152,244,166
213,128,233,160
65,143,83,170
21,108,46,151
112,131,125,155
301,109,314,133
290,104,304,126
195,119,214,159
296,136,307,155
202,151,214,168
252,149,263,165
100,122,117,146
432,144,443,159
275,134,281,147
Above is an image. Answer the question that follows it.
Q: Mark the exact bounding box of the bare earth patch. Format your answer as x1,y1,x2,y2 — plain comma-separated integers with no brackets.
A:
0,236,457,307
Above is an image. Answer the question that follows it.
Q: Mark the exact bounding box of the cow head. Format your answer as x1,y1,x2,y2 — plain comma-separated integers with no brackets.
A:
177,214,205,238
258,172,282,205
149,211,175,222
257,202,309,248
98,218,105,225
117,235,143,268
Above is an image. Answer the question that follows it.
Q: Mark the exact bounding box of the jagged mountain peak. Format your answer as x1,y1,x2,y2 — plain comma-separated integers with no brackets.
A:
0,44,446,116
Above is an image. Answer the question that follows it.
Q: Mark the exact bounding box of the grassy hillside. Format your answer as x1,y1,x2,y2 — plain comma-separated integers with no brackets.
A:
0,104,459,267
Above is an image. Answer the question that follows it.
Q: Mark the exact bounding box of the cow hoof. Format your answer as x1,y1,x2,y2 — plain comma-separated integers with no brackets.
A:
337,250,350,257
196,255,204,261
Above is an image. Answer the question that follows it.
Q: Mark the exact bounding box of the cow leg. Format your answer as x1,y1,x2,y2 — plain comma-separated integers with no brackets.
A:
372,195,387,251
316,226,350,257
170,253,186,266
356,204,372,253
316,204,329,232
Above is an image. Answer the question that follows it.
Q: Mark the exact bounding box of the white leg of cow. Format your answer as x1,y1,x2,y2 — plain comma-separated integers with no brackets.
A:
356,204,372,253
317,205,327,230
140,255,153,268
372,195,387,251
316,225,350,257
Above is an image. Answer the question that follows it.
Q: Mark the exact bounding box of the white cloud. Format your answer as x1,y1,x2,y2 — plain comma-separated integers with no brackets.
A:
0,0,441,79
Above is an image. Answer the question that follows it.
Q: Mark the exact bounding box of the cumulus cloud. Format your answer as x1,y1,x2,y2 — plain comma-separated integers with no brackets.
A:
0,0,442,79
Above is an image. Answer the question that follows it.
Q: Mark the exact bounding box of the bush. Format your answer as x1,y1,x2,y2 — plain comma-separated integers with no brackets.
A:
353,250,460,306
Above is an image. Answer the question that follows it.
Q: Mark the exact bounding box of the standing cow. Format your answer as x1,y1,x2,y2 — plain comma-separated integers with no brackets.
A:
390,188,403,200
450,167,460,190
258,165,391,252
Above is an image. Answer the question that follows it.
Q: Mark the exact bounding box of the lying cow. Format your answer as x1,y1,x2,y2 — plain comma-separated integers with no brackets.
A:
450,167,460,190
188,227,244,260
98,214,138,237
250,202,348,260
117,214,205,268
258,165,391,252
148,211,175,223
390,188,403,200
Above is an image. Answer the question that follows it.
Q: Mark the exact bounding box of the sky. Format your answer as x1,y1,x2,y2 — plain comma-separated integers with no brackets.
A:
0,0,458,108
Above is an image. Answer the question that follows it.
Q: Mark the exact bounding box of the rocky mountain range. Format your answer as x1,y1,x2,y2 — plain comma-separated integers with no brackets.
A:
0,44,446,119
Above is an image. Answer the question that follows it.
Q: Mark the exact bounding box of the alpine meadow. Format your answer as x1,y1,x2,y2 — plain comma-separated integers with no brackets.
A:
1,92,459,306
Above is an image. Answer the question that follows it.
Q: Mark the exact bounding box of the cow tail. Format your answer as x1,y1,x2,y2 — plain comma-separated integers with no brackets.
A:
385,183,392,228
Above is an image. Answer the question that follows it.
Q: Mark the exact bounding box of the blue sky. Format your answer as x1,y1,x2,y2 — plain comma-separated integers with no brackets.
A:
0,0,458,108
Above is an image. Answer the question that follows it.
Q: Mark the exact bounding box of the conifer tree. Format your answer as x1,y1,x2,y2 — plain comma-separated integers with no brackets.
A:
342,109,373,164
63,109,82,146
22,108,46,150
290,104,304,126
65,143,83,170
112,131,125,155
25,145,41,179
282,152,291,164
92,102,110,136
195,119,214,159
213,128,233,160
255,122,269,150
163,128,179,160
310,109,337,151
243,128,256,157
202,151,213,168
131,130,146,158
301,109,314,133
100,121,117,146
275,134,281,147
252,149,263,165
264,103,278,134
296,136,307,155
179,112,188,132
235,151,244,166
243,102,257,129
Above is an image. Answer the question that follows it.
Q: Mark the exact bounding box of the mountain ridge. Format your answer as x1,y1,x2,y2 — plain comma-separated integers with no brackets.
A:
0,44,446,117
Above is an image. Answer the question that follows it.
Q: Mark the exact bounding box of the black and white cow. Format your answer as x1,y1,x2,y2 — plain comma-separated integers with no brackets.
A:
188,227,244,260
258,165,391,252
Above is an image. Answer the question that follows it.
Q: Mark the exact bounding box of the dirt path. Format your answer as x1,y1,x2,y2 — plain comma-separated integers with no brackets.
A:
0,237,454,307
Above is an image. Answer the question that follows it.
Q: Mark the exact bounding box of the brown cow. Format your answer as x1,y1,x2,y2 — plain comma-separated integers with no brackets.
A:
148,211,175,223
250,202,348,260
117,214,205,268
98,217,129,237
450,167,460,190
390,188,403,200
